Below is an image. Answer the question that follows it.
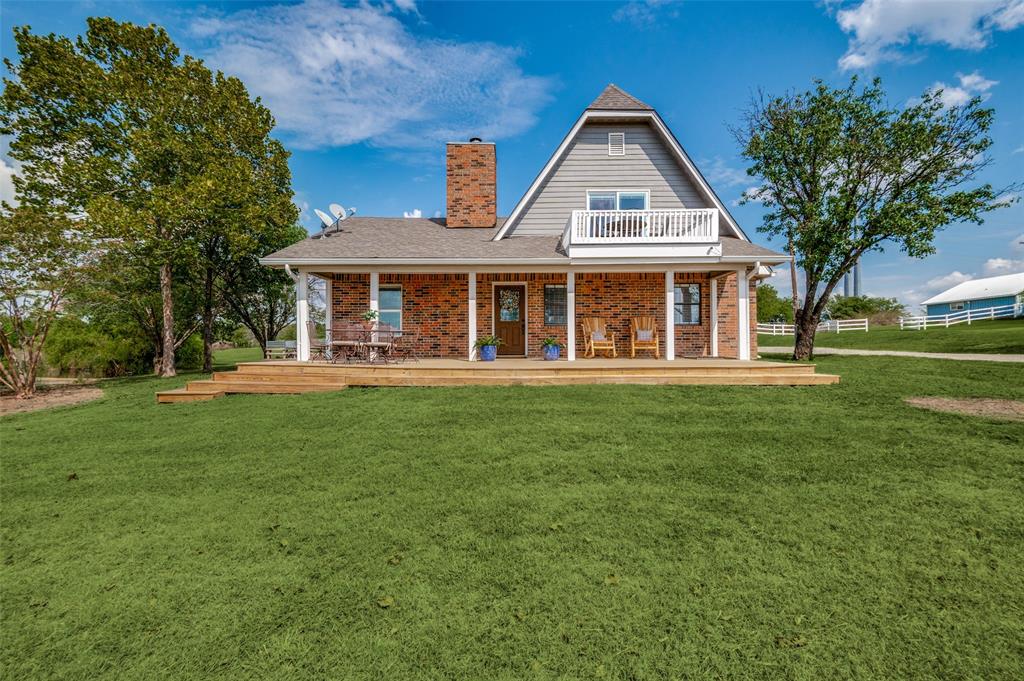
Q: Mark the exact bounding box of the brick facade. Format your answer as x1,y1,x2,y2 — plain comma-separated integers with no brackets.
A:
326,271,758,360
445,142,497,228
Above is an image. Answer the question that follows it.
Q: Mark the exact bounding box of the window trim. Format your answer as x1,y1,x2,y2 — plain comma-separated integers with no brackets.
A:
949,301,965,312
586,189,650,211
608,132,625,156
673,283,701,326
378,285,402,330
543,284,567,326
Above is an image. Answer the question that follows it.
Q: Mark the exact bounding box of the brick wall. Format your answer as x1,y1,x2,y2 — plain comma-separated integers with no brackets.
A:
446,142,496,228
327,270,758,360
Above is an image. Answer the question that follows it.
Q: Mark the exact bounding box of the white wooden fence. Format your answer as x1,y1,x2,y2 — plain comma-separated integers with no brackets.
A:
756,318,869,335
899,303,1023,330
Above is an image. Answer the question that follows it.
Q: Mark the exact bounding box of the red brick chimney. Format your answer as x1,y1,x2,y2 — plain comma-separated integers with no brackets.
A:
446,138,496,228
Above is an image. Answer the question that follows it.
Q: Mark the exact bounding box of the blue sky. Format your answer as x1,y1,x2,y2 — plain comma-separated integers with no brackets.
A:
2,0,1022,308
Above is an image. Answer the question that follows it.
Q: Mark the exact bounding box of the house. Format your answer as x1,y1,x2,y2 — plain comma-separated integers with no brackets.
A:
260,84,789,363
921,272,1024,317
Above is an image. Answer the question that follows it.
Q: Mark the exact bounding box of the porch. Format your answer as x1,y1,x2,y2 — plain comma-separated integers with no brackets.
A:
295,268,758,364
156,356,839,402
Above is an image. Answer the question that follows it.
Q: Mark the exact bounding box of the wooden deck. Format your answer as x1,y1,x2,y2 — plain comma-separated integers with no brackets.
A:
157,357,839,403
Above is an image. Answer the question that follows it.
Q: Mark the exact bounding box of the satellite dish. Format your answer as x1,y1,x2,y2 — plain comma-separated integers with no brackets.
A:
329,203,347,220
314,208,334,228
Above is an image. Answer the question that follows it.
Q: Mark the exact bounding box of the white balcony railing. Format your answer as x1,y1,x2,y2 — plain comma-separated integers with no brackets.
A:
570,208,719,245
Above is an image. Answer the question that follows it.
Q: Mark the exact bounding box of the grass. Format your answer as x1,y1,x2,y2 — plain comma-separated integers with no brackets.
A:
211,346,264,368
2,354,1024,679
759,317,1024,354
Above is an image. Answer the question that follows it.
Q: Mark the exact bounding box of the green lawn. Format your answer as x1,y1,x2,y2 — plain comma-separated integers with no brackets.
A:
3,356,1023,679
212,346,264,368
759,317,1024,354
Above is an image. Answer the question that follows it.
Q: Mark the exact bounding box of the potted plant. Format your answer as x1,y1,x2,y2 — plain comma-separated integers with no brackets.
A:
474,335,502,361
360,309,378,330
540,337,564,361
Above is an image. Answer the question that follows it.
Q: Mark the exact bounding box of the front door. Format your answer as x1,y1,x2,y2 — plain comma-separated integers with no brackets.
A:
494,284,526,356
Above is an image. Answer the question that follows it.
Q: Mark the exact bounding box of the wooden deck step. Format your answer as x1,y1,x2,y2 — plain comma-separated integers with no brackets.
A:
156,387,225,403
187,379,347,394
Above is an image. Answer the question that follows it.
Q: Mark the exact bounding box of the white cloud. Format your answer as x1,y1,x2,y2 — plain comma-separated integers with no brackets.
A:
701,157,749,188
1013,144,1024,154
926,70,998,107
402,208,422,218
613,0,679,28
835,0,1024,70
0,157,18,206
925,270,973,291
191,0,554,150
982,257,1024,275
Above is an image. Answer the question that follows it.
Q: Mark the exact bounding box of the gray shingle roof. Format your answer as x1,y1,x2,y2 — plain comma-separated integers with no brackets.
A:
260,217,785,264
261,217,564,262
586,84,653,111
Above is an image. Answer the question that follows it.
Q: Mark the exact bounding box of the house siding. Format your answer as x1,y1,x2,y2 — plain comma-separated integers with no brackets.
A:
327,271,757,360
509,122,710,236
925,294,1021,316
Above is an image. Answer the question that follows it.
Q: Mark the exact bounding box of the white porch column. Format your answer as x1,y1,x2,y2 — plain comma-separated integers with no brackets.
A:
468,272,477,360
710,275,719,358
324,276,332,337
664,271,675,361
737,268,751,360
369,272,380,342
296,269,310,362
566,271,576,361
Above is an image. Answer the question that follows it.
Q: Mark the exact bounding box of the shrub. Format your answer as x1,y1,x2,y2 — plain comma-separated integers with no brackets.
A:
757,284,794,323
44,317,151,377
174,334,203,371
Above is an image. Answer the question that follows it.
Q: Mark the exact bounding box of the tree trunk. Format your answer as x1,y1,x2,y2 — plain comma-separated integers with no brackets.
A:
792,308,819,361
159,260,176,378
788,237,799,322
202,267,215,373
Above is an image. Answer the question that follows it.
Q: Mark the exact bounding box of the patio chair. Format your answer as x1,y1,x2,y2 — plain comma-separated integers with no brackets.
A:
306,321,329,361
581,317,617,358
629,316,660,358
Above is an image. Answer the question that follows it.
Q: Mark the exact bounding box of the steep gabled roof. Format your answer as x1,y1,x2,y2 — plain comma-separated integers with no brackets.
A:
922,272,1024,306
587,84,653,111
494,84,751,242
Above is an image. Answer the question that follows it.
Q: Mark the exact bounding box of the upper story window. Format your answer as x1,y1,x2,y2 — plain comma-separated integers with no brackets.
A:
608,132,625,156
587,190,649,211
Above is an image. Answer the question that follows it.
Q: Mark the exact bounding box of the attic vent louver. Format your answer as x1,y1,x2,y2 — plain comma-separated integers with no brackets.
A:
608,132,625,156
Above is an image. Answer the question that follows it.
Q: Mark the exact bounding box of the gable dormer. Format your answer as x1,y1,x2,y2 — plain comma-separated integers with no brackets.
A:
495,84,748,246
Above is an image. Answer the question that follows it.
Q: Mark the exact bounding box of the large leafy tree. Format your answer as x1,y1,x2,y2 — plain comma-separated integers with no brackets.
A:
1,19,298,377
735,77,1014,359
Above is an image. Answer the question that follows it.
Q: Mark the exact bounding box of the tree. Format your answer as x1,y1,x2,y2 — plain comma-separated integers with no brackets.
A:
184,73,299,371
735,77,1015,359
219,223,307,354
756,283,794,323
0,206,97,397
3,20,236,377
826,295,904,322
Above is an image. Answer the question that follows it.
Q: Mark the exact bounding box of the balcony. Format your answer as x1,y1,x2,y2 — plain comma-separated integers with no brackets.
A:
565,208,721,259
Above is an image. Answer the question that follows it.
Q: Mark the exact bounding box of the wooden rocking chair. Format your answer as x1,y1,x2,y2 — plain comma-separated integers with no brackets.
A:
629,316,660,358
581,317,617,358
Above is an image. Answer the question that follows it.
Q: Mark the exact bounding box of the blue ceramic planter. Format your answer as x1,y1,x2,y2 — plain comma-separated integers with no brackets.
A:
543,345,561,361
479,345,498,361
